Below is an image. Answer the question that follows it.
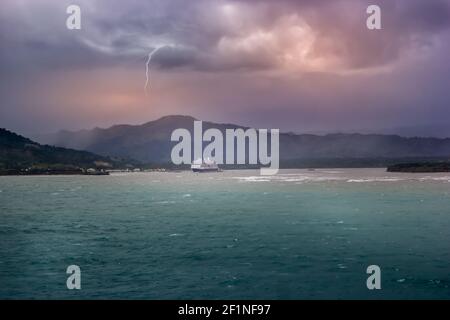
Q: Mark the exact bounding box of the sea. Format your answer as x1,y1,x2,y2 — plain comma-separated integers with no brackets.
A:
0,168,449,299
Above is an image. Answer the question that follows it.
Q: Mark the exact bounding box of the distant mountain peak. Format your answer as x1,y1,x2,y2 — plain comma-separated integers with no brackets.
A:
156,115,198,122
141,115,198,128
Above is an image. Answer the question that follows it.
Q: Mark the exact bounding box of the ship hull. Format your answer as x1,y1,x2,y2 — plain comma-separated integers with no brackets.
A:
192,167,219,172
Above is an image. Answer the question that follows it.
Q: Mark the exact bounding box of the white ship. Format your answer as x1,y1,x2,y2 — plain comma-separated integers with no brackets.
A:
191,157,219,172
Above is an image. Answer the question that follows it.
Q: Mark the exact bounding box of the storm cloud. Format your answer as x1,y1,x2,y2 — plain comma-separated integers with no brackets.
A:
1,0,450,135
2,0,449,72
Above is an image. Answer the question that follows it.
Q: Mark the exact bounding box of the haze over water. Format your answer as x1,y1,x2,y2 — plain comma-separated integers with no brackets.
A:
1,169,450,299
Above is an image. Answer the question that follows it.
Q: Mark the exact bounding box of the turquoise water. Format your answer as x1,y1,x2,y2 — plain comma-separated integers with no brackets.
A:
1,169,450,299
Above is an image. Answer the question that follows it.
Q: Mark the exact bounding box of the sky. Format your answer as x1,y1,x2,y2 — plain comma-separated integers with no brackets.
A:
0,0,450,136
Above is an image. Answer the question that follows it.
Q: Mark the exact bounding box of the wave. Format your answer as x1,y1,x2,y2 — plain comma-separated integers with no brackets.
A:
156,200,176,204
233,175,344,183
231,171,450,184
169,233,184,237
419,176,450,182
347,178,403,183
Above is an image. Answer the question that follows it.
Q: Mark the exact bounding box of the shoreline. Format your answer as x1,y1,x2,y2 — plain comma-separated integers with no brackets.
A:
4,165,450,176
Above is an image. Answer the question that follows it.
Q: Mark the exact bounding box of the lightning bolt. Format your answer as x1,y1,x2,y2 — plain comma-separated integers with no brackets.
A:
144,46,164,95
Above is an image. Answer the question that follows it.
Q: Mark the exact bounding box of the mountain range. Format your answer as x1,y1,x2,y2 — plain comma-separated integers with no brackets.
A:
0,128,131,173
35,115,450,167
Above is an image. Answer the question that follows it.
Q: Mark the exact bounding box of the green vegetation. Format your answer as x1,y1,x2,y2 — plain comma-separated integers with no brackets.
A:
0,128,134,175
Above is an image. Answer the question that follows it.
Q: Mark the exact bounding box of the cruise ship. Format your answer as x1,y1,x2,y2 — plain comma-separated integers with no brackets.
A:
191,158,219,172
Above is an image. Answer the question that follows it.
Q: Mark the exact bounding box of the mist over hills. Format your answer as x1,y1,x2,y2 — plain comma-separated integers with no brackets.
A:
34,115,450,167
341,124,450,139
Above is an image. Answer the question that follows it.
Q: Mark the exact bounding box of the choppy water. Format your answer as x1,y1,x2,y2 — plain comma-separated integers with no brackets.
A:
1,168,450,299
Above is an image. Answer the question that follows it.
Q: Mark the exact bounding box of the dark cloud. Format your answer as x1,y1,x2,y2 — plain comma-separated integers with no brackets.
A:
153,46,201,69
396,0,450,32
1,0,450,135
1,0,449,73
